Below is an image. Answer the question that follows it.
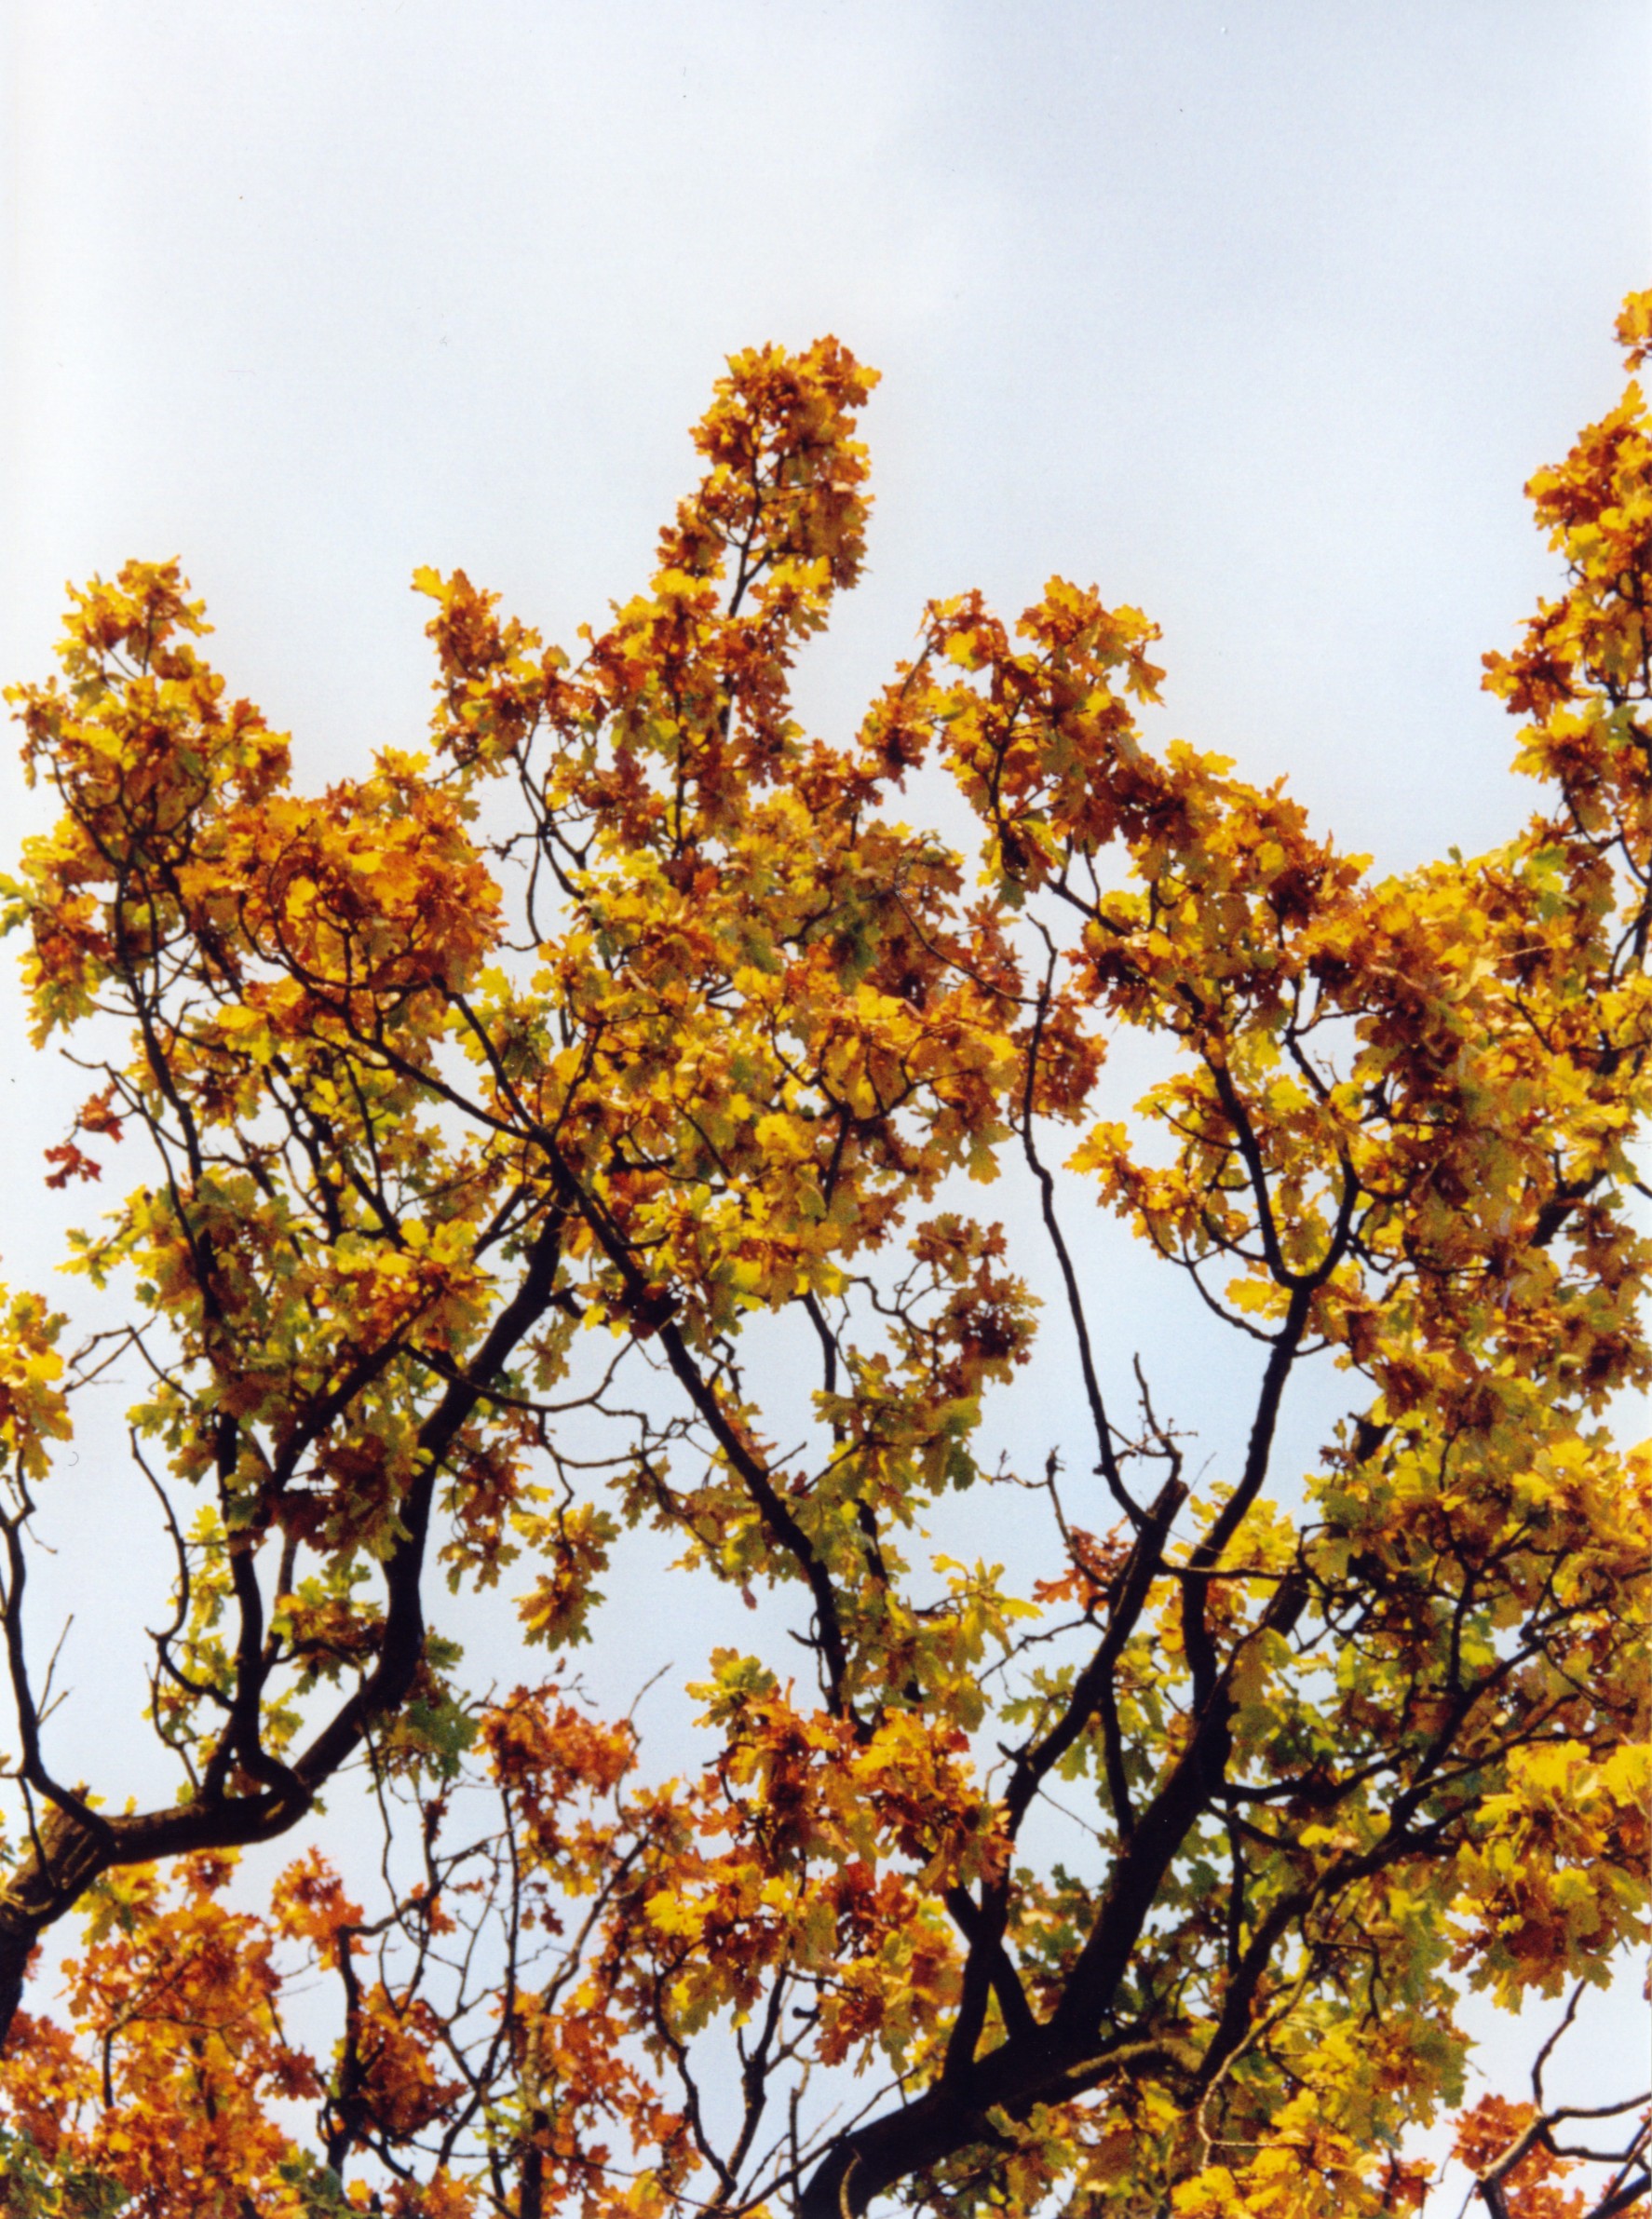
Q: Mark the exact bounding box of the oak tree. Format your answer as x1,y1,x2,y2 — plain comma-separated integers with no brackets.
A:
0,296,1646,2218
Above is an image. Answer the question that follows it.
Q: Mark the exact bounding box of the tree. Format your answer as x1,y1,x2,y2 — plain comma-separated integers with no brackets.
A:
0,294,1645,2219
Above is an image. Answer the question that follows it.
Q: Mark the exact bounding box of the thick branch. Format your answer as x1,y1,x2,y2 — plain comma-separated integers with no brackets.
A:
0,1203,570,2046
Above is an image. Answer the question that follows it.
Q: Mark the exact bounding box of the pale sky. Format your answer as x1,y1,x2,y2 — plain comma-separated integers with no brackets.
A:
5,1,1648,866
1,0,1648,2165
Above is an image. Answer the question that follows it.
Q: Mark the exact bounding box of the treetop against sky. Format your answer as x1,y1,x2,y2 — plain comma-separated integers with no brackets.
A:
0,289,1645,2217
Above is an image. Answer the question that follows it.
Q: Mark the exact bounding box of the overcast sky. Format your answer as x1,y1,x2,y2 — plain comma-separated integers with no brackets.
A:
2,0,1648,2149
4,1,1648,867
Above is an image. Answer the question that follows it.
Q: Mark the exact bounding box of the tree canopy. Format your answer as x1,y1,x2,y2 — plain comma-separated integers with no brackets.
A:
0,294,1646,2219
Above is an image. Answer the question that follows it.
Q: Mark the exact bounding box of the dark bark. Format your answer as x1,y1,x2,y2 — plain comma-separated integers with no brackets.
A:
0,1783,300,2044
797,1567,1307,2218
0,1208,568,2051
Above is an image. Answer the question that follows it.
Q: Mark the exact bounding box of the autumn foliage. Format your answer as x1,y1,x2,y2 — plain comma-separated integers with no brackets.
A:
0,301,1645,2216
